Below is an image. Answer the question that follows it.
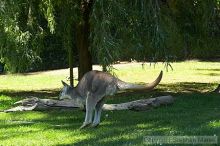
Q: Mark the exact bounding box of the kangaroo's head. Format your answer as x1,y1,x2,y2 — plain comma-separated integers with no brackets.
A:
59,81,85,108
59,80,77,100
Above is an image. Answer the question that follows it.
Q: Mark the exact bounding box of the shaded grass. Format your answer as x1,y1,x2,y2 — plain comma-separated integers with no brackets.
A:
0,61,220,146
0,92,219,146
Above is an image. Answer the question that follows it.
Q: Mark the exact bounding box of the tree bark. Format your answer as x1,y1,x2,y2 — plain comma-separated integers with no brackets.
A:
76,0,94,80
68,44,74,87
3,95,174,112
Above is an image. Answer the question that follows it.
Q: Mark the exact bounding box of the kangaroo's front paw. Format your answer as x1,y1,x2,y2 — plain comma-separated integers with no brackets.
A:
80,122,91,129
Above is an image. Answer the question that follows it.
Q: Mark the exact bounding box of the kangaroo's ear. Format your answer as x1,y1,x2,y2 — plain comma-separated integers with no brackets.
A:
61,80,69,87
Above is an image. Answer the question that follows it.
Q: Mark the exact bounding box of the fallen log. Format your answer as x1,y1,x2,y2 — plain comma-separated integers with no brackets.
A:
213,84,220,93
3,95,174,112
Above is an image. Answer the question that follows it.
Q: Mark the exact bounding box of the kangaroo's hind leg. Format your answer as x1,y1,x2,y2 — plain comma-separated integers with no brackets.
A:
91,97,106,127
80,93,97,129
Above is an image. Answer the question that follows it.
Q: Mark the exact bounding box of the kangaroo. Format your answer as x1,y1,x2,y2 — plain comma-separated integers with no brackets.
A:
59,70,163,129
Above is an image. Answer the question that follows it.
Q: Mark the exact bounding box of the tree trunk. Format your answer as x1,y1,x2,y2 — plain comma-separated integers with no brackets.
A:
68,46,74,87
76,0,94,80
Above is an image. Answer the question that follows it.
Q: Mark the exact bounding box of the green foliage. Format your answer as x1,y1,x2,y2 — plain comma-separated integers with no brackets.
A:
91,0,220,64
39,0,56,34
0,0,220,73
54,0,80,56
167,0,220,59
0,0,44,72
91,0,121,70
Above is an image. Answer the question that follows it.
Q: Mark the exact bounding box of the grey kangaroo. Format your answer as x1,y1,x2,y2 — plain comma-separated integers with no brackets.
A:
59,70,163,129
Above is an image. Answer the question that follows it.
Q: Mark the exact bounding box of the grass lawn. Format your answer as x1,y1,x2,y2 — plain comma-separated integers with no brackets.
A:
0,61,220,146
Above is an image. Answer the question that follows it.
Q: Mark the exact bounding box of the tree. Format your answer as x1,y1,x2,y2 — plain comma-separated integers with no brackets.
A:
0,0,44,72
0,0,219,80
76,0,93,80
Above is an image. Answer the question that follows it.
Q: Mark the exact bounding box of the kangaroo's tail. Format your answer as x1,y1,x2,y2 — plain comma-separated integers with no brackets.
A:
116,71,163,91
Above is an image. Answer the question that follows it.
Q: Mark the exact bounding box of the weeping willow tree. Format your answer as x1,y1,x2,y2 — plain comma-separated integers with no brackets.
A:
91,0,168,67
90,0,220,64
0,0,219,81
0,0,43,72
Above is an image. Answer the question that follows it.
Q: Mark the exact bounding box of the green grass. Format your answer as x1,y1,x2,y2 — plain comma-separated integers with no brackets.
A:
0,61,220,146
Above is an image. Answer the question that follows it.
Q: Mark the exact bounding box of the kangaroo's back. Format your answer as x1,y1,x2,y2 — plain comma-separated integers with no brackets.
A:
76,70,117,97
76,70,163,97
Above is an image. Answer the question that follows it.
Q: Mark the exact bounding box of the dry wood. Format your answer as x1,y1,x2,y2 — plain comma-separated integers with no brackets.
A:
213,84,220,93
3,95,174,112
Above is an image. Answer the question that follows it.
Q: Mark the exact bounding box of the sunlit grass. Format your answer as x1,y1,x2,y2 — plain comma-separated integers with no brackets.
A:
114,61,220,84
0,61,219,91
0,61,220,146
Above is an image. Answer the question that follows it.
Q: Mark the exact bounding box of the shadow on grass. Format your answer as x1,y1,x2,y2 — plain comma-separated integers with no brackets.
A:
108,82,218,104
199,73,220,76
196,68,220,72
0,89,60,98
0,89,60,111
196,68,220,76
57,92,220,146
0,82,220,145
0,82,217,99
159,82,217,93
